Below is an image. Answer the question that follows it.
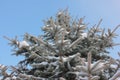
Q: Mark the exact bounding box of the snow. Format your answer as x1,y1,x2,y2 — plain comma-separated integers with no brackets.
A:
46,25,50,27
79,71,88,76
79,76,88,80
5,78,10,80
50,62,58,66
31,62,49,68
56,40,70,45
12,76,17,79
18,41,29,48
40,62,48,65
0,64,6,69
81,33,87,39
47,56,59,60
116,77,120,80
58,12,62,15
16,41,19,45
59,77,66,80
91,76,100,80
110,64,118,69
91,62,105,73
58,28,69,35
62,53,80,62
57,25,61,29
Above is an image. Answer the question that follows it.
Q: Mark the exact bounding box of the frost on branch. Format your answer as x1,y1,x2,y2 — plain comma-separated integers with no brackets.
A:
1,9,120,80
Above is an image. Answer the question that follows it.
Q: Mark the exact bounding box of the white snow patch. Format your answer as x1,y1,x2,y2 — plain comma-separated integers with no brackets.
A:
57,40,70,45
5,78,10,80
18,41,29,48
92,62,105,72
0,64,6,69
81,33,87,39
47,56,59,60
50,62,58,66
110,64,118,69
40,62,48,65
58,12,62,15
12,76,17,79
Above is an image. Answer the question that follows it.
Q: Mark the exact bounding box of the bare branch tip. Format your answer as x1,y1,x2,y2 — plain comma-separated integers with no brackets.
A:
3,36,12,41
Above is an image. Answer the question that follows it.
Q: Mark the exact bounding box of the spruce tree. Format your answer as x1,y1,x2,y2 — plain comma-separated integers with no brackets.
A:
0,9,120,80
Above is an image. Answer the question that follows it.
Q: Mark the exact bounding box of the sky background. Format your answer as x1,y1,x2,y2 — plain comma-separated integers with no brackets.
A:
0,0,120,66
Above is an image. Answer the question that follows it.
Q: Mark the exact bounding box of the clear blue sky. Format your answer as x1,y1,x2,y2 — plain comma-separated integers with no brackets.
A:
0,0,120,66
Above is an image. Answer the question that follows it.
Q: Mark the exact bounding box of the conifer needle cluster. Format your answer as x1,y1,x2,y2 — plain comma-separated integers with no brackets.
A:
0,9,120,80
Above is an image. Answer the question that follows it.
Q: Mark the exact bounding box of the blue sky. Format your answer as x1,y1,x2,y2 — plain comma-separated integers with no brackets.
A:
0,0,120,66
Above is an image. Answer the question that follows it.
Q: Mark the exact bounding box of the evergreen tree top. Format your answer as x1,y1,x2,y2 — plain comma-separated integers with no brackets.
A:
1,9,120,80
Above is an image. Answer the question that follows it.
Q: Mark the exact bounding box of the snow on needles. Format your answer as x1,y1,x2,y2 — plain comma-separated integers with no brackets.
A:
81,33,87,39
18,41,29,48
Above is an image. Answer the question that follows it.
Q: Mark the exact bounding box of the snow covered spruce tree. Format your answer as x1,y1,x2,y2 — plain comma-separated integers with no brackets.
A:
1,9,120,80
